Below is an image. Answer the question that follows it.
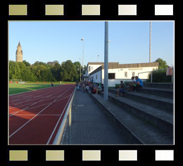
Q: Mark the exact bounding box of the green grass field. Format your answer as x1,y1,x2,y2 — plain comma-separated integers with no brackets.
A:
9,83,60,95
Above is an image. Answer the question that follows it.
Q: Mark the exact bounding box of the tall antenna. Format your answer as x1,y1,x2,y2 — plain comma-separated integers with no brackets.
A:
149,21,152,63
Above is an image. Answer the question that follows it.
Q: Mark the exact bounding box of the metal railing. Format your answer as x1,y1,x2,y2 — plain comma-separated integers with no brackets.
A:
52,88,76,145
138,68,173,83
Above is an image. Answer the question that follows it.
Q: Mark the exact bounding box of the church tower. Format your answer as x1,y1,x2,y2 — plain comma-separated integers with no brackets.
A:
16,42,23,62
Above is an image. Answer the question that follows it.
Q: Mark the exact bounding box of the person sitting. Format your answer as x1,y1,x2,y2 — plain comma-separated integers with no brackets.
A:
89,83,93,92
76,85,80,91
91,88,96,94
96,84,102,94
101,84,104,91
129,76,136,91
116,81,127,96
84,85,90,92
133,76,143,91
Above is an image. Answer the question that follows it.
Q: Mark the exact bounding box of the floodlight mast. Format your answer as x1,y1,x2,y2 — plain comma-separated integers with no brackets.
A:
81,38,84,67
149,21,152,63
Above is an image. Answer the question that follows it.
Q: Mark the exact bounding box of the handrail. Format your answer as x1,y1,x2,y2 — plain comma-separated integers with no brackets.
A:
52,88,76,145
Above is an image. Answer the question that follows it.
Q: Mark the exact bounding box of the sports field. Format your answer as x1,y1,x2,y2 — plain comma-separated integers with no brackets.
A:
9,82,74,95
9,84,75,144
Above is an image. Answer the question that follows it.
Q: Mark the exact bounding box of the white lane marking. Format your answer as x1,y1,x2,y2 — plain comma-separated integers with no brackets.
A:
9,86,74,139
9,101,53,138
46,89,74,144
9,87,67,117
10,114,61,117
22,94,72,110
9,86,65,102
53,94,72,103
24,103,48,110
9,105,30,117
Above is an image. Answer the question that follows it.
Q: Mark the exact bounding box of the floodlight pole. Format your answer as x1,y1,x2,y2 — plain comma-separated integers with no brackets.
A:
149,21,152,63
81,38,84,67
104,22,108,101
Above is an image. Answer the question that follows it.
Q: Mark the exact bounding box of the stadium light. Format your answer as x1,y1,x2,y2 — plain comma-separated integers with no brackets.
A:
81,38,84,67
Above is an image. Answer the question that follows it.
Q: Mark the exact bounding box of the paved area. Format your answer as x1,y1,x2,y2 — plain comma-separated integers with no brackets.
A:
62,90,128,144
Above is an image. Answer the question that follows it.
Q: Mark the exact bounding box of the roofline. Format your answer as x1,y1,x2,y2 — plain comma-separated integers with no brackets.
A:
87,62,159,69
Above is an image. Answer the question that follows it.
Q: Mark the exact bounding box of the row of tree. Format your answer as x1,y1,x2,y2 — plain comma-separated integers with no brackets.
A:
9,58,171,82
9,60,86,82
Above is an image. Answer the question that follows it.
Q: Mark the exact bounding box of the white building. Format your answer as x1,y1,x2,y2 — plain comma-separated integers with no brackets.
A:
83,62,159,87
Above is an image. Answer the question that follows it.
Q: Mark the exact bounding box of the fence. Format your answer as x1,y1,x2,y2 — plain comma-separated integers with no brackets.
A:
52,88,76,145
138,68,173,83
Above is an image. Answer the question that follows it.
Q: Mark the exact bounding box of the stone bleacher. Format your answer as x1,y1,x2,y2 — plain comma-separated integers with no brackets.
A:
89,83,174,144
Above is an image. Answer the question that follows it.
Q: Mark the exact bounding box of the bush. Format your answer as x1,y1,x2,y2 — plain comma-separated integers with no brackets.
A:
147,70,172,82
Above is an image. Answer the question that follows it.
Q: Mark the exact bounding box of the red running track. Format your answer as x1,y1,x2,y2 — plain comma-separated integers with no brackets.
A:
9,84,75,145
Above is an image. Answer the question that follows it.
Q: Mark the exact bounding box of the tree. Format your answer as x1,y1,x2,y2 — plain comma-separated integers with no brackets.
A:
73,61,81,81
9,61,21,79
23,60,31,67
33,61,48,67
21,67,36,81
41,69,56,81
17,62,26,79
51,62,61,81
30,64,46,81
60,60,77,81
54,60,59,64
9,59,86,82
9,61,15,80
155,58,168,69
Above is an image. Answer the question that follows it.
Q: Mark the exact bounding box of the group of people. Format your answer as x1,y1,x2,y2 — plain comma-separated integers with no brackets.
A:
76,81,103,94
116,76,143,96
76,76,143,96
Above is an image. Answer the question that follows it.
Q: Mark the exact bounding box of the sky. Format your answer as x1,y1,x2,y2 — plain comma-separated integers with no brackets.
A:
9,21,174,67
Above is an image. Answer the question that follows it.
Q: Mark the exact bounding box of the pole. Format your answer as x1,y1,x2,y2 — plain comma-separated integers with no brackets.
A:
83,40,84,67
104,22,108,101
79,58,81,82
149,21,152,63
81,38,84,67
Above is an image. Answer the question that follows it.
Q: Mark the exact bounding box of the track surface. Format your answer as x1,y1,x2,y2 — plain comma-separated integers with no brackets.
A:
9,84,75,145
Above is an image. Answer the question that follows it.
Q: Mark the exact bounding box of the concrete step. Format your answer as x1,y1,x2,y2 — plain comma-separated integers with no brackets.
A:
143,83,173,90
89,93,173,144
138,87,173,99
109,89,173,113
107,92,173,135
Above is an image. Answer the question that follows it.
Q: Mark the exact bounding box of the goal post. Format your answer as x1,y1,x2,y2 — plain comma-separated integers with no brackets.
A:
10,79,22,83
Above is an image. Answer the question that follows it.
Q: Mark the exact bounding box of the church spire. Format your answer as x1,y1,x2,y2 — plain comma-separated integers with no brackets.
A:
16,41,23,62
